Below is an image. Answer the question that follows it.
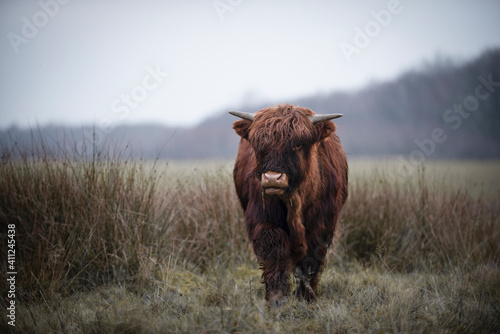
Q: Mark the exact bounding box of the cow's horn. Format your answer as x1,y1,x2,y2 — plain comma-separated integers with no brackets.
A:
228,111,255,121
309,113,343,124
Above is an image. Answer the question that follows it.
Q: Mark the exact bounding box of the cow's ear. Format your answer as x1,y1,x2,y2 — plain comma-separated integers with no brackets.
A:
316,121,337,141
233,120,252,139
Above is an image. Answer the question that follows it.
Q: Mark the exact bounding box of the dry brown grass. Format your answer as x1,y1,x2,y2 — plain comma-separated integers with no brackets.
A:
339,166,500,272
0,136,499,333
0,137,178,300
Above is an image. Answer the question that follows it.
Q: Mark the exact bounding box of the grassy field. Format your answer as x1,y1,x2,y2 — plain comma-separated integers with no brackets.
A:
0,142,499,333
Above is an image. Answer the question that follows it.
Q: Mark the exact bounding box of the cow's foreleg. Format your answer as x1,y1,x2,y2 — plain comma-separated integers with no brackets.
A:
294,237,328,301
251,223,292,308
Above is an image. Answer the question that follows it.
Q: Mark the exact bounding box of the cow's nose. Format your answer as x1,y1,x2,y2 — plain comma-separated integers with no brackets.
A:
263,171,283,183
261,171,289,195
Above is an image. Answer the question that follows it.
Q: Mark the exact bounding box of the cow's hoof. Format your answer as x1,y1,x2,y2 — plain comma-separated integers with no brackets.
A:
294,284,317,301
303,284,317,302
267,292,287,309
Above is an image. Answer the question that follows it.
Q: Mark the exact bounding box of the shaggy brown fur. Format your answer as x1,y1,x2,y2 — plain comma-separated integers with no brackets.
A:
231,104,348,308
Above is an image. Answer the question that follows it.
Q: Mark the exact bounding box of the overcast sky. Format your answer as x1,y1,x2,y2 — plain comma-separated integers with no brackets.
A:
1,0,500,129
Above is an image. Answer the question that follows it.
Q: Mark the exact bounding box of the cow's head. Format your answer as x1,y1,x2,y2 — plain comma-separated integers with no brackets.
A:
230,105,342,197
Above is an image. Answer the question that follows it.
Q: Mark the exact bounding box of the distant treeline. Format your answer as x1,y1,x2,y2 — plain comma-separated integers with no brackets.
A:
2,48,499,160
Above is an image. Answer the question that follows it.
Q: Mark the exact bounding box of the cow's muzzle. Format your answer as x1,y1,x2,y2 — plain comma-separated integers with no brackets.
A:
261,171,289,196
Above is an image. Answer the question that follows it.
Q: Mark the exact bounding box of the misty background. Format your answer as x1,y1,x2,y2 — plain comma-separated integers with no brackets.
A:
1,1,500,160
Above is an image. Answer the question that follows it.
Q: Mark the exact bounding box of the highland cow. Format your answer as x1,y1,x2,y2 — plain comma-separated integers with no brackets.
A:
229,104,348,308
